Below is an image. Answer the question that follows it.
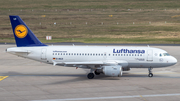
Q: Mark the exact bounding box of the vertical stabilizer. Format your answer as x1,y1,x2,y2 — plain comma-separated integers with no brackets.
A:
9,15,47,47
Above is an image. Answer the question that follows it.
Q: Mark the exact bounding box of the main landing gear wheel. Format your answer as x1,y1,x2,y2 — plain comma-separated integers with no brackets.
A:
148,67,153,77
94,70,100,75
87,73,94,79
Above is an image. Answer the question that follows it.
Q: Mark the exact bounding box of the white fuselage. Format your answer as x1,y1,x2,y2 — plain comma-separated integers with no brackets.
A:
7,46,177,69
8,15,177,78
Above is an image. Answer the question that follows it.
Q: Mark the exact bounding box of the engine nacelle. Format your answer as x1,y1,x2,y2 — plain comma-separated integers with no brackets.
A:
102,65,122,77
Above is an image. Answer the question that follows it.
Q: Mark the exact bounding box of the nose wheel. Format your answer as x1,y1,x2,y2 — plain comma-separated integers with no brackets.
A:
148,73,153,77
148,68,153,77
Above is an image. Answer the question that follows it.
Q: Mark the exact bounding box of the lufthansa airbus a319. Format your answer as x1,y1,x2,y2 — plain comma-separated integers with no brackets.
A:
6,15,177,79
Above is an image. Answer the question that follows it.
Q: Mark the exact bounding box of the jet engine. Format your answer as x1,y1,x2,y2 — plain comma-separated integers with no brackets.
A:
96,65,122,77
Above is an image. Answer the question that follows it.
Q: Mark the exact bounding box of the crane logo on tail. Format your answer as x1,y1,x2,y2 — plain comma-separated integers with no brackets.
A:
15,25,28,38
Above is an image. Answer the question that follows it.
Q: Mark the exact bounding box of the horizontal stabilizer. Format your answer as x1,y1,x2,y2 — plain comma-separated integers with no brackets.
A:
6,48,31,54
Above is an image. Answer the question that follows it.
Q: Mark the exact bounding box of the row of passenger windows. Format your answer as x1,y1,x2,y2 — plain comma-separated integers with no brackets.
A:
52,53,143,56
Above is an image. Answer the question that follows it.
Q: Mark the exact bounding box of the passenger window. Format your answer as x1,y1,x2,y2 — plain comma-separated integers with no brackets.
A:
101,54,103,56
118,54,120,56
109,54,110,56
71,53,73,55
74,53,76,55
113,54,114,56
63,53,65,55
53,53,54,55
129,54,131,56
66,53,68,55
69,53,70,55
160,54,162,57
116,54,117,56
104,54,106,56
82,53,84,55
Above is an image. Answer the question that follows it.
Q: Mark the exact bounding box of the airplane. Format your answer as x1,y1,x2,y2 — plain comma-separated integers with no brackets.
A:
6,15,177,79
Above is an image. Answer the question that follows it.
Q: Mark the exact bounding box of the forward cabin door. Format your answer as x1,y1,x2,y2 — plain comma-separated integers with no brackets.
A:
41,48,47,60
147,50,153,61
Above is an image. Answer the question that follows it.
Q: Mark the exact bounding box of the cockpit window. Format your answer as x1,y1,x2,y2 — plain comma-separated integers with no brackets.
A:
160,53,170,57
163,53,170,56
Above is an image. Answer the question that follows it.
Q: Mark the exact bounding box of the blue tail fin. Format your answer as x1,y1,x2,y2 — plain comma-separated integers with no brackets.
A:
9,15,47,47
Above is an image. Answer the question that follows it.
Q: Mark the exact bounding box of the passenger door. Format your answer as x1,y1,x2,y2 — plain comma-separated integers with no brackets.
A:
147,50,153,61
41,48,47,60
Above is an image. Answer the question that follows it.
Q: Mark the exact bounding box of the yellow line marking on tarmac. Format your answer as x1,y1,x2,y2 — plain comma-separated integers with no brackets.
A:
0,76,8,81
140,95,147,101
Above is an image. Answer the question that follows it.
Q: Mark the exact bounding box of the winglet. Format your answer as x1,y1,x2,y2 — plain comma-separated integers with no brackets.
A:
9,15,47,47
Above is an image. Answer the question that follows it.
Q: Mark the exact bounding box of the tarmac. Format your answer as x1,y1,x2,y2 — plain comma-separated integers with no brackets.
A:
0,44,180,101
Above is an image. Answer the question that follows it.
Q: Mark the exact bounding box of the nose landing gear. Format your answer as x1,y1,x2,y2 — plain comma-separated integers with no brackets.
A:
148,68,153,77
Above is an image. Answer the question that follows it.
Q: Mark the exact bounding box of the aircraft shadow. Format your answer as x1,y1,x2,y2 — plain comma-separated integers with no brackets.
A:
1,71,179,85
0,71,175,78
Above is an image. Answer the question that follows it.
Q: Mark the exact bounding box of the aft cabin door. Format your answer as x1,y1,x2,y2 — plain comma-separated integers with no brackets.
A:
147,50,153,61
41,48,47,60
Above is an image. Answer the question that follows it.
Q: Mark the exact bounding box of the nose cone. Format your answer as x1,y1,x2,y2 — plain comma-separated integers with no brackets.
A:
171,56,177,65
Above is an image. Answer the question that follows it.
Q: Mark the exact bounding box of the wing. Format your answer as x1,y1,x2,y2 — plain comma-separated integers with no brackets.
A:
52,60,128,68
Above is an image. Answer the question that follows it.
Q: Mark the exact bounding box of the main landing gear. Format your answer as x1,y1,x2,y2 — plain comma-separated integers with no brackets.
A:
94,70,100,75
87,69,101,79
87,69,95,79
148,68,153,77
87,73,94,79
